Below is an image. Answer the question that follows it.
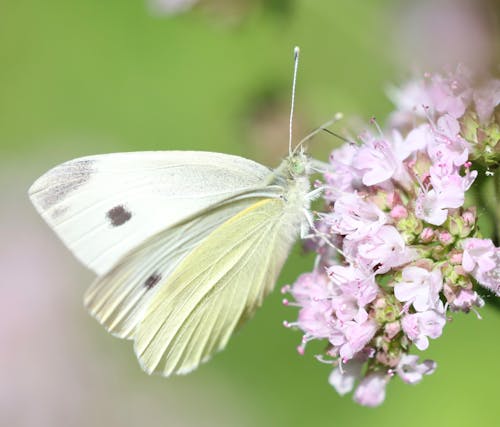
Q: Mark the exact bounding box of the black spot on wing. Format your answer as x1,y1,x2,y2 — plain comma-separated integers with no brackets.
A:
144,273,162,290
51,206,68,220
106,205,132,226
37,159,95,209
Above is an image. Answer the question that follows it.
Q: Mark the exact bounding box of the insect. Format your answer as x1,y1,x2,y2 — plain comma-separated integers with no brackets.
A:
28,47,329,376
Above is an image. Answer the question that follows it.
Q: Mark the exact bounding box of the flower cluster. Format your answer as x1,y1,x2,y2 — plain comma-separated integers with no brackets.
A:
284,65,500,407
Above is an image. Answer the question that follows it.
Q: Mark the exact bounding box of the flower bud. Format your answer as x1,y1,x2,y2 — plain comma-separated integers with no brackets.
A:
438,231,453,245
448,214,472,238
420,227,435,243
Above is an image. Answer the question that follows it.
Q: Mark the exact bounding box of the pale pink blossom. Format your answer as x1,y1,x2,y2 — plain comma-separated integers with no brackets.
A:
328,265,378,323
297,305,333,339
329,265,377,295
328,358,365,395
449,289,484,312
463,239,500,295
427,67,472,119
353,225,416,274
396,355,436,384
329,320,378,361
394,266,443,312
290,273,335,339
401,305,446,350
291,272,332,304
415,187,449,226
387,79,431,125
415,165,476,226
353,136,398,186
392,126,429,161
325,144,363,198
325,193,387,240
353,372,388,407
427,115,469,167
430,162,477,200
462,238,497,273
474,256,500,295
473,79,500,123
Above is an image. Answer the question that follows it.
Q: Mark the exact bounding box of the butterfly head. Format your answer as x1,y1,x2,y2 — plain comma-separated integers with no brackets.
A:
287,150,310,178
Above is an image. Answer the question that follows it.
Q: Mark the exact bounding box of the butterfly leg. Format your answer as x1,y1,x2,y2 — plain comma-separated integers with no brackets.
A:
301,208,346,258
309,159,332,174
305,186,325,202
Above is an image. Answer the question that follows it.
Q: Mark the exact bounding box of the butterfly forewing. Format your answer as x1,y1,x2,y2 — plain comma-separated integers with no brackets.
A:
29,151,272,275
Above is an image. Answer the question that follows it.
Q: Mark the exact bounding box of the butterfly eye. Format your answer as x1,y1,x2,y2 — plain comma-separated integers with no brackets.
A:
292,162,305,175
289,154,308,177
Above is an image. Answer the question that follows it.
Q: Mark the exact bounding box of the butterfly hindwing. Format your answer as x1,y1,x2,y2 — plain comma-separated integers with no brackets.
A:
133,197,299,376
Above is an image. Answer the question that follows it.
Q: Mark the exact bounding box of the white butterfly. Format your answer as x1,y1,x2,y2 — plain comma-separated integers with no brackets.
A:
28,47,328,376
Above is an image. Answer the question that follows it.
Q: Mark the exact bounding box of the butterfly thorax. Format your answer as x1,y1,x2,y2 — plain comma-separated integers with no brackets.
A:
272,151,312,218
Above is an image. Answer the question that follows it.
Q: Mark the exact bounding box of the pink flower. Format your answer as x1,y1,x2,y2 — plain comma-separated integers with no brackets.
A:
415,188,449,226
401,305,446,350
449,289,484,312
427,115,469,167
415,165,476,226
392,127,428,162
330,264,377,293
326,193,387,240
353,225,416,274
462,238,497,273
291,273,334,339
427,67,472,119
325,144,363,198
297,305,333,339
328,358,365,395
328,265,378,323
396,355,436,384
331,295,368,324
353,136,398,186
291,272,332,304
394,266,443,312
353,372,388,407
387,79,431,125
473,79,500,124
463,239,500,295
474,256,500,296
285,65,500,407
329,319,378,361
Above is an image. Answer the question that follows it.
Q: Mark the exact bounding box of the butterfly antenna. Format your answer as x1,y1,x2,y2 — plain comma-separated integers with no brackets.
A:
289,46,300,156
322,127,357,145
296,113,344,148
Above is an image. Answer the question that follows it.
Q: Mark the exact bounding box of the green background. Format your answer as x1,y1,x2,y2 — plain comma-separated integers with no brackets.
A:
1,1,498,426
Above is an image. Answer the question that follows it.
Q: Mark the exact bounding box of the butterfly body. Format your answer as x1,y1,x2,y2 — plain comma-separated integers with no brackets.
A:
29,150,314,376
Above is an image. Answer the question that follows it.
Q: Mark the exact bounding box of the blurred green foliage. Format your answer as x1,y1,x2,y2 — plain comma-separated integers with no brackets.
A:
1,1,499,426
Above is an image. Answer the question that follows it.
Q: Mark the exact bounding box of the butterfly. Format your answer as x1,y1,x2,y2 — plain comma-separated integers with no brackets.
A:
28,47,327,376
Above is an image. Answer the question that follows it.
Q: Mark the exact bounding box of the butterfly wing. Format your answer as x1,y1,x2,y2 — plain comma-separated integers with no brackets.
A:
84,196,278,340
133,197,302,376
28,151,273,275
